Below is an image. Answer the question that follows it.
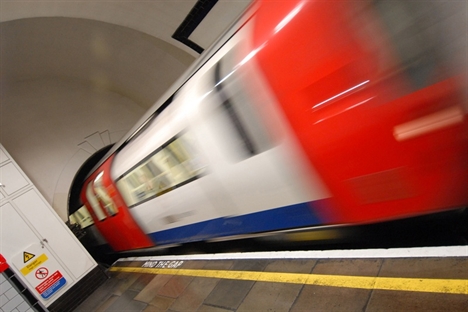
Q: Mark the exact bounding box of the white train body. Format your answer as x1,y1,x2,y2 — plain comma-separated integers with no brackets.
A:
111,22,330,244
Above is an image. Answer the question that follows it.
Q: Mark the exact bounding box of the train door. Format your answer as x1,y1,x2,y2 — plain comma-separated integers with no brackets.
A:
81,155,154,251
176,23,331,233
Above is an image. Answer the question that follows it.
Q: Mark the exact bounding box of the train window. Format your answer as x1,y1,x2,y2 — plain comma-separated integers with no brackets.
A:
85,182,106,221
93,172,118,216
69,205,94,229
116,132,205,207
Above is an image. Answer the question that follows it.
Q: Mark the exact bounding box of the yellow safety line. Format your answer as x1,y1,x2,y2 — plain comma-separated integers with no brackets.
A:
109,266,468,295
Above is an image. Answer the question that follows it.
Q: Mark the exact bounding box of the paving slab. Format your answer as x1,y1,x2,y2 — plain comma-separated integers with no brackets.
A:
133,274,173,303
238,260,316,312
203,260,268,310
144,294,176,311
366,289,468,312
104,289,148,312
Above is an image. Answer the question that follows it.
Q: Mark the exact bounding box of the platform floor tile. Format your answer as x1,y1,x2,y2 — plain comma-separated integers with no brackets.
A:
74,256,468,312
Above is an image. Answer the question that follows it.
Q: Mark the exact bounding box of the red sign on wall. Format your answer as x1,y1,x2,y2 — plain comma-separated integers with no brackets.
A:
0,254,9,273
35,270,67,299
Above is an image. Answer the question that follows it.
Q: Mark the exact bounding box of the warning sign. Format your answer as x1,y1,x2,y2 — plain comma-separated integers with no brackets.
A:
23,251,35,263
13,243,71,302
35,267,49,280
20,253,48,276
35,270,66,299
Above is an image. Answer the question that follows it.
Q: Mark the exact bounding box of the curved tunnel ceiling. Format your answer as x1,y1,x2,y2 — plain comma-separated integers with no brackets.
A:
1,0,200,56
1,17,196,109
0,0,252,109
0,0,252,220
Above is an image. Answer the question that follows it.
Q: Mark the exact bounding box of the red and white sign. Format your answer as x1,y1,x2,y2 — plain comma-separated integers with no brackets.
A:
35,270,66,299
35,267,49,279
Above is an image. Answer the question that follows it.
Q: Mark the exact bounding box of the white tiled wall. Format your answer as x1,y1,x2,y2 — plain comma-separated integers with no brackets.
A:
0,274,33,312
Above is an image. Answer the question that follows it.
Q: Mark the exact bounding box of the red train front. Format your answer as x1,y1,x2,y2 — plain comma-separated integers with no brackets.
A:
77,0,467,253
251,0,467,223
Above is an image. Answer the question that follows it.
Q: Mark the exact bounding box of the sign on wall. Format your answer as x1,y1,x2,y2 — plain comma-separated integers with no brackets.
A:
12,243,69,300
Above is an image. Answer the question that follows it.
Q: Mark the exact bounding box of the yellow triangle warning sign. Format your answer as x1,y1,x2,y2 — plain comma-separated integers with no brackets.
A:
23,252,35,263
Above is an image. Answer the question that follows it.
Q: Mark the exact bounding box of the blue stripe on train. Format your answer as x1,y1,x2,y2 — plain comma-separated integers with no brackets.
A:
147,200,327,245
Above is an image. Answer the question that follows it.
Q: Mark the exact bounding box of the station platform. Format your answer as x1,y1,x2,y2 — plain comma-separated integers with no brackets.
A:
74,246,467,312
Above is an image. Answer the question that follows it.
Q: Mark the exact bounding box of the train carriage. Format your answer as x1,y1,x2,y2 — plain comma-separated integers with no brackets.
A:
77,0,468,252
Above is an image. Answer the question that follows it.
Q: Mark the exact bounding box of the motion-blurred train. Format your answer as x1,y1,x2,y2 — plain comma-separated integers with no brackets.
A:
71,0,468,253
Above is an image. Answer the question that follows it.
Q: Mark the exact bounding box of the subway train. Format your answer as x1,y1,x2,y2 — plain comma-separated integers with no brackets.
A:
73,0,468,253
